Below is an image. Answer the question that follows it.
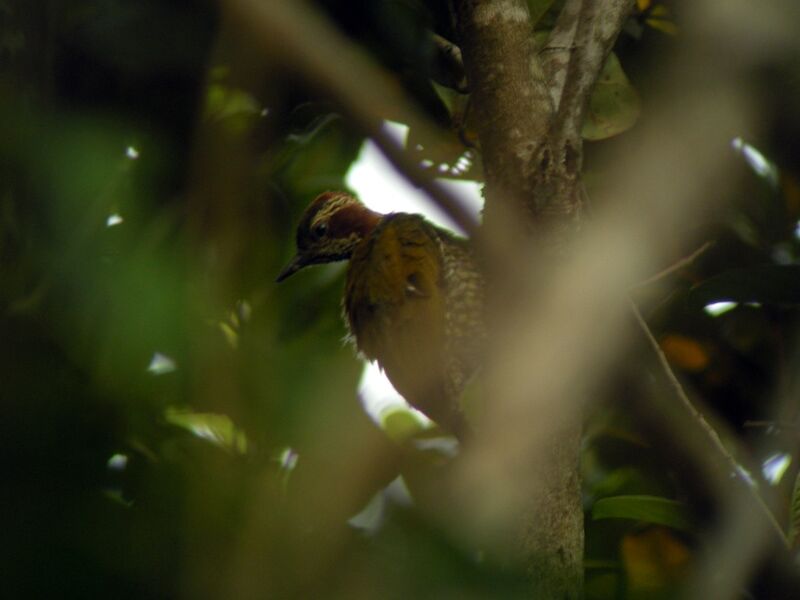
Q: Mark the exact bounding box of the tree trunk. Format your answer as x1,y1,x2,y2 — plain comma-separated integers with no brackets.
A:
454,1,633,596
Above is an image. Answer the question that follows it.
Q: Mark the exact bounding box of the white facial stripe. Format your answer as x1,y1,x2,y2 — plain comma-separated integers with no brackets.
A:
311,194,357,231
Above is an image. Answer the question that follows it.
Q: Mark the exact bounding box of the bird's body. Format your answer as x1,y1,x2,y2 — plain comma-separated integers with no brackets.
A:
277,192,484,439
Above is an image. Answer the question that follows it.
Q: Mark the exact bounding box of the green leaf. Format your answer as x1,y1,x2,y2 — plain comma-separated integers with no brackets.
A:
582,53,641,141
528,0,558,27
164,408,248,454
381,407,429,442
689,265,800,307
592,495,693,532
203,67,262,136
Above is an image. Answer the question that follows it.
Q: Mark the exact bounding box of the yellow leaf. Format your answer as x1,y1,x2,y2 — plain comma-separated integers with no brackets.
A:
219,321,238,349
380,407,429,443
164,408,249,454
660,334,710,372
646,18,679,35
646,6,679,35
622,527,690,591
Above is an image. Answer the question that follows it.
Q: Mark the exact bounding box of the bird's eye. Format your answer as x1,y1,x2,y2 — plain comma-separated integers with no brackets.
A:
313,222,328,238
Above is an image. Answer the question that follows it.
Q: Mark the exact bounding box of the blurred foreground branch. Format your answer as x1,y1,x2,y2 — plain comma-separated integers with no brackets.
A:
219,0,478,237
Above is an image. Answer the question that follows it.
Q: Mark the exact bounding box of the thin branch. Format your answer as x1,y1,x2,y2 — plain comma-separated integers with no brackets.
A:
220,0,479,237
369,126,478,235
629,298,789,547
541,0,582,110
629,241,714,289
455,0,554,206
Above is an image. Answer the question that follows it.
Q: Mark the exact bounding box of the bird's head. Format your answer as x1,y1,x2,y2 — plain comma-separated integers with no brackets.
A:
276,191,382,282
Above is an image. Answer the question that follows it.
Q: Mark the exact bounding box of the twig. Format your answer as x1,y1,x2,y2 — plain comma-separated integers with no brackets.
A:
629,298,789,547
629,241,714,289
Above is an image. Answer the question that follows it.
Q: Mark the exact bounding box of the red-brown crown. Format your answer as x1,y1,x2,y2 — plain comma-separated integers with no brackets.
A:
276,191,382,282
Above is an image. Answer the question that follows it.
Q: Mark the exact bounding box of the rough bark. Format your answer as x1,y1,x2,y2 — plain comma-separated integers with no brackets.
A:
456,0,556,230
458,0,633,245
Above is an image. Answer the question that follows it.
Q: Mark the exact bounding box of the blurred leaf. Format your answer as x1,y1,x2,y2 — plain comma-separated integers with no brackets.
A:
592,495,693,532
219,321,239,349
279,113,364,195
204,79,262,136
588,467,655,500
164,408,248,454
622,527,690,593
381,407,429,442
660,334,710,372
646,6,678,36
689,265,800,306
582,53,641,141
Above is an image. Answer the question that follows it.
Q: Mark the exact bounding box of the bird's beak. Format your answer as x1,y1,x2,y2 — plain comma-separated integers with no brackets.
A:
275,253,306,282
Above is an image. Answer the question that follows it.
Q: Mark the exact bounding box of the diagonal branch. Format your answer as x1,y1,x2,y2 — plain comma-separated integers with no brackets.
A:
219,0,479,236
550,0,634,144
630,298,788,547
629,241,714,289
541,0,583,110
630,297,793,598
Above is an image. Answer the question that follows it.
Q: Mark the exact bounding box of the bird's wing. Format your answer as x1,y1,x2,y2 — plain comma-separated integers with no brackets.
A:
345,214,457,428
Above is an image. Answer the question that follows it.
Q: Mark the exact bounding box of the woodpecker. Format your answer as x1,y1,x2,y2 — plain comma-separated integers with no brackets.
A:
277,191,484,440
